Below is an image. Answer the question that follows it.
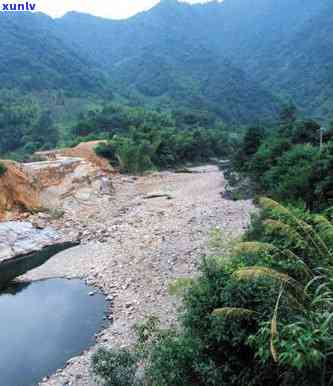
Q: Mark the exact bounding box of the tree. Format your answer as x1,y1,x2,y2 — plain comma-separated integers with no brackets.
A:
234,126,265,171
278,102,298,138
291,119,320,146
311,141,333,209
31,110,59,150
279,101,297,126
249,137,292,179
262,144,319,208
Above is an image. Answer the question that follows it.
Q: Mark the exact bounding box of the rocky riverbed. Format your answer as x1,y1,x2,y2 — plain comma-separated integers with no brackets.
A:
22,165,254,386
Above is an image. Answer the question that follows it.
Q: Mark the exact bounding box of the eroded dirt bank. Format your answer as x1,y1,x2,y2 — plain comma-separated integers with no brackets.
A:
23,165,254,386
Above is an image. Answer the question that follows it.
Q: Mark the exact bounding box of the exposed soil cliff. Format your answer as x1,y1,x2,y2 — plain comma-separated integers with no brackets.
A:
0,142,113,219
0,161,40,220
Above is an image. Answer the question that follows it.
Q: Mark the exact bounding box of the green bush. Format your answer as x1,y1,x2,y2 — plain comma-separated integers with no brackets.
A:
92,348,139,386
249,137,292,179
232,110,333,210
234,126,265,171
95,142,114,160
261,144,319,207
143,261,287,386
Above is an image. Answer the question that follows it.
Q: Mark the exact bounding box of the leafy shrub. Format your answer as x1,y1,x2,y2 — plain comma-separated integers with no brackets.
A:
232,109,333,210
92,348,139,386
234,126,265,172
95,142,114,160
261,144,319,206
249,137,292,179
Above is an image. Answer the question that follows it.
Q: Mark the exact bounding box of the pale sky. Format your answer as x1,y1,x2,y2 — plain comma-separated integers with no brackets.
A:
37,0,213,19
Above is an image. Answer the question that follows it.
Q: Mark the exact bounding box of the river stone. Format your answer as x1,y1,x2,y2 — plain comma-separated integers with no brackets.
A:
0,221,63,262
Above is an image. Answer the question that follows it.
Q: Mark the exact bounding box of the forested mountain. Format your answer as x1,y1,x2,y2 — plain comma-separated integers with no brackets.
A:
265,1,333,117
53,0,333,120
53,2,280,123
213,0,332,117
0,13,108,94
0,0,332,129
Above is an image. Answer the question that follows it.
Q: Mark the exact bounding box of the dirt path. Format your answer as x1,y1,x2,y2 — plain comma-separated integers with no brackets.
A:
24,165,254,386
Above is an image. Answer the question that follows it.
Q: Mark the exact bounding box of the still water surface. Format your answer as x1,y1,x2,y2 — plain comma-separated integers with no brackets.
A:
0,278,107,386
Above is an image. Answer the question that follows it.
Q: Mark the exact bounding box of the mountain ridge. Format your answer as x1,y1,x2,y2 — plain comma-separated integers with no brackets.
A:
0,0,332,122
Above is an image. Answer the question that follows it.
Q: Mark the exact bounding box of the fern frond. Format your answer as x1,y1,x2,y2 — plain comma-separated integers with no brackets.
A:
263,219,307,249
233,266,293,284
259,197,293,220
276,249,313,280
212,307,256,319
312,215,333,252
235,241,312,280
270,285,284,362
233,266,304,298
234,241,277,255
296,218,332,261
260,198,331,260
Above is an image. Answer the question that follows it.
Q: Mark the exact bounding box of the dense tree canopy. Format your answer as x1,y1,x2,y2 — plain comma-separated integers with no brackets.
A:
0,90,59,159
72,104,233,174
233,106,333,210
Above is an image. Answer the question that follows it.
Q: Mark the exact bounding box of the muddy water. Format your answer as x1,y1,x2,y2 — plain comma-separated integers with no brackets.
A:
0,278,107,386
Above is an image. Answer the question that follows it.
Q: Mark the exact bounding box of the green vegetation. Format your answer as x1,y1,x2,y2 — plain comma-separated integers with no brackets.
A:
0,13,107,94
233,106,333,210
1,1,333,161
1,0,333,138
69,104,234,174
92,348,139,386
55,0,333,120
95,127,228,174
0,90,59,160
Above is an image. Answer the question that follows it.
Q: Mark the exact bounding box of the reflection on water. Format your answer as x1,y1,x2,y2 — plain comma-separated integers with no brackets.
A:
1,281,31,295
0,278,107,386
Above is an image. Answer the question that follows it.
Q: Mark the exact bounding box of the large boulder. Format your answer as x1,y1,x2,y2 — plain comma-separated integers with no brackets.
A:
0,222,62,261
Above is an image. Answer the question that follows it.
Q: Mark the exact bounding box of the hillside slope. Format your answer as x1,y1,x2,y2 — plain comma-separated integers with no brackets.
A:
264,1,333,117
55,0,333,119
0,12,107,94
55,3,280,122
0,0,332,123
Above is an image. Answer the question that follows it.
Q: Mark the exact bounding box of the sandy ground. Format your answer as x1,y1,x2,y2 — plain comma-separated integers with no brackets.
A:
23,165,254,386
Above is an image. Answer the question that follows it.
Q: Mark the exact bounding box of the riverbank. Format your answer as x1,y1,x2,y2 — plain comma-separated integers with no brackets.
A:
23,165,254,386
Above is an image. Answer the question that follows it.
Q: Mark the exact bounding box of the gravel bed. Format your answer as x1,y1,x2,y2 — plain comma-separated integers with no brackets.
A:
23,165,254,386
